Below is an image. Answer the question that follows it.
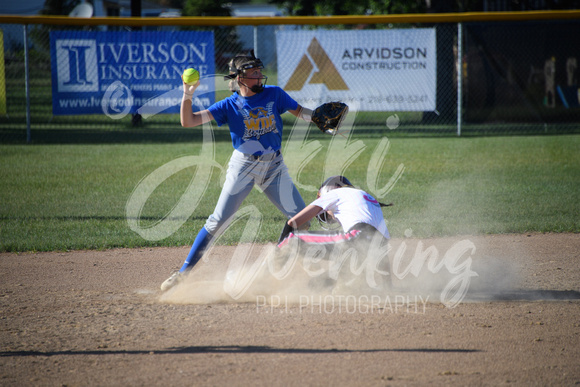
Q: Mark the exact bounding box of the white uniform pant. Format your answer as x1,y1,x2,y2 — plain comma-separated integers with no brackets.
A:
204,149,306,236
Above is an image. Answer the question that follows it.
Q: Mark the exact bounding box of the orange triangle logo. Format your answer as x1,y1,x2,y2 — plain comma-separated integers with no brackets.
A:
285,37,348,91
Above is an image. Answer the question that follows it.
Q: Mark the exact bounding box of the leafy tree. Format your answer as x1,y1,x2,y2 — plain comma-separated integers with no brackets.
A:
39,0,79,15
271,0,427,16
183,0,230,16
150,0,185,8
181,0,243,72
29,0,82,59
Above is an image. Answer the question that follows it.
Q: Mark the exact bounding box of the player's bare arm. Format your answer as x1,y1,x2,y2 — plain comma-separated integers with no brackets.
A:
180,79,214,128
289,105,313,122
287,204,323,229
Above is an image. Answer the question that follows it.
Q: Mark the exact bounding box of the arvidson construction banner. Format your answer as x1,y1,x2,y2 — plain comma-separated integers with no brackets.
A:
277,29,436,111
50,30,214,116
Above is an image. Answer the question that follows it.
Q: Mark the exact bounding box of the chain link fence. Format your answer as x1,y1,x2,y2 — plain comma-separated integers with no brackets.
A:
463,20,580,132
0,14,578,143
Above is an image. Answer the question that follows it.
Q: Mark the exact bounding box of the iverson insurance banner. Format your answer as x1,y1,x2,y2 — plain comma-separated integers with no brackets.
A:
277,29,436,111
50,31,214,116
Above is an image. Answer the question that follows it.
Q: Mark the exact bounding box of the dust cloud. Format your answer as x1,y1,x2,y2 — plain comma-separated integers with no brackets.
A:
159,234,543,308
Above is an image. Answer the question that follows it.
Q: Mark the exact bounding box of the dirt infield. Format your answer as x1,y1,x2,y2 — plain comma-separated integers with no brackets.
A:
1,233,579,386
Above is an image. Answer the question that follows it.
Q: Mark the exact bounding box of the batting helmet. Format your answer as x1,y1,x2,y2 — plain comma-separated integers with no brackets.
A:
317,175,354,198
224,52,267,93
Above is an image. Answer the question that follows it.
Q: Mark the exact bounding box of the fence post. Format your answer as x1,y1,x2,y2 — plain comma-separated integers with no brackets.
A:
24,24,31,144
253,25,259,59
457,22,462,137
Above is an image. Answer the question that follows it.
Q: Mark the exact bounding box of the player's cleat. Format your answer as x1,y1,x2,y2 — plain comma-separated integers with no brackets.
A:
160,271,185,291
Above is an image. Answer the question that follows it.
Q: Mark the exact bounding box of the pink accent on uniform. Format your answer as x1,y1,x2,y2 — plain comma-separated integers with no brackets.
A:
277,229,361,248
363,194,379,204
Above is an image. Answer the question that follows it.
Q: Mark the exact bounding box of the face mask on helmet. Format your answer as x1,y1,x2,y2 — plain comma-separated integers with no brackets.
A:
224,53,267,93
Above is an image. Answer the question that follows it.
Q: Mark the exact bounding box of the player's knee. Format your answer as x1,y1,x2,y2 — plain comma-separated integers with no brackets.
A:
204,216,222,235
204,215,234,235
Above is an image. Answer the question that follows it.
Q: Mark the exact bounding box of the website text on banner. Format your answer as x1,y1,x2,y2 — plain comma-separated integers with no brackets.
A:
276,29,436,112
49,30,215,116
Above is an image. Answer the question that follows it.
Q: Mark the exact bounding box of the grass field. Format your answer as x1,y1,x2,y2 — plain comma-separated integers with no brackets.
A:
0,133,578,252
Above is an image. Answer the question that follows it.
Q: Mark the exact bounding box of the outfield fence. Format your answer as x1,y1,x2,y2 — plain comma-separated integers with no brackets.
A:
0,11,579,143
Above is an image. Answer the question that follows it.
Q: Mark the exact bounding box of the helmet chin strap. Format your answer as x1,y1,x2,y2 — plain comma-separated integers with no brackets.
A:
250,85,264,93
238,80,264,93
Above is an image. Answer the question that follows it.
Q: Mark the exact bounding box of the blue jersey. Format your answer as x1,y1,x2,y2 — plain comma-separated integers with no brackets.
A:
208,86,298,156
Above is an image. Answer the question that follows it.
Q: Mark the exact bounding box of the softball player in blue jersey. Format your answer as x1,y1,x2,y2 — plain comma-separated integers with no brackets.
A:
161,52,315,291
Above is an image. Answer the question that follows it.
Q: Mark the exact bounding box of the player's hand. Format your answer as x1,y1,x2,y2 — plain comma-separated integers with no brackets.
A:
181,76,200,96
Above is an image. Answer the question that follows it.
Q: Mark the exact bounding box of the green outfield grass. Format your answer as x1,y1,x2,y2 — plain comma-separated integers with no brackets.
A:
0,134,578,252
